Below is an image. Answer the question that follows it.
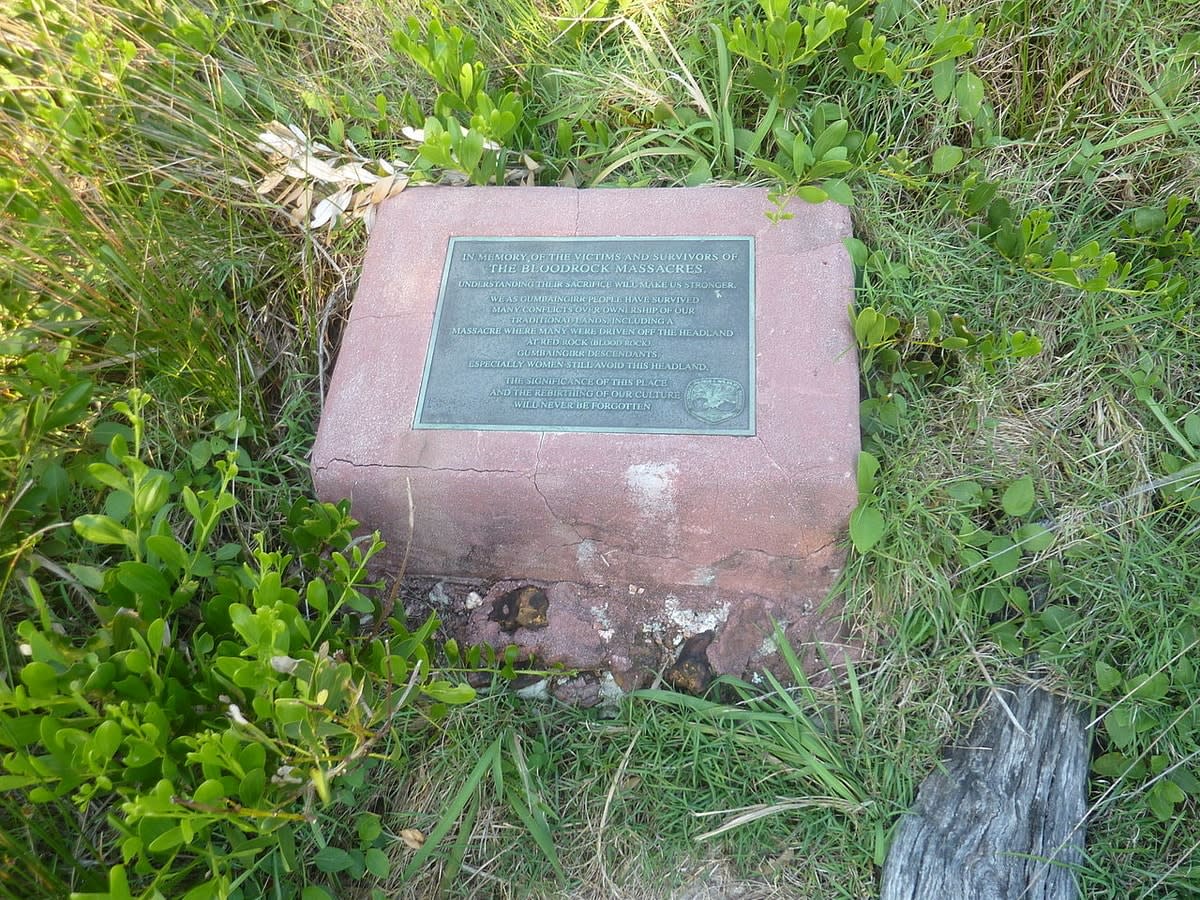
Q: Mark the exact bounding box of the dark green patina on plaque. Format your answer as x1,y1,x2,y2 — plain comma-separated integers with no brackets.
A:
414,236,755,435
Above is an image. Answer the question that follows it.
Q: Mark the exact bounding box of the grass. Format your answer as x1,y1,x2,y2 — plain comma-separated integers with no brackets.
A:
2,0,1199,896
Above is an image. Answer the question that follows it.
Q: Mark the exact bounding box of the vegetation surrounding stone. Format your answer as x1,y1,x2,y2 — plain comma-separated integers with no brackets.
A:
1,0,1197,896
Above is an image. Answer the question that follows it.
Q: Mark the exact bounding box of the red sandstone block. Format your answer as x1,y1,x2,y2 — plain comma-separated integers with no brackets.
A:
313,186,858,603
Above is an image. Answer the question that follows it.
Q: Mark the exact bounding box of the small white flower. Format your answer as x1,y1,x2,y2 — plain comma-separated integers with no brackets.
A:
227,704,249,726
18,643,32,656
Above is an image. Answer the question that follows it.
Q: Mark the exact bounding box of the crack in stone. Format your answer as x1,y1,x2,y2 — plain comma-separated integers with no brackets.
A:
756,437,792,481
752,438,812,521
527,439,588,545
345,312,425,324
529,478,586,545
319,457,524,475
714,545,821,567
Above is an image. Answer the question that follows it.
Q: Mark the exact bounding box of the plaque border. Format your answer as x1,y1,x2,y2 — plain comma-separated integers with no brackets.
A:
413,235,756,436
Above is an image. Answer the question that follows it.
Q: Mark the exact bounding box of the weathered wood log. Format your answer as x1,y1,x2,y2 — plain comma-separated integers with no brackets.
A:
880,684,1090,900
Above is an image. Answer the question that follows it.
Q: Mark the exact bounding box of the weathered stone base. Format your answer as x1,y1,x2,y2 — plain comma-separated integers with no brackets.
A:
420,577,855,695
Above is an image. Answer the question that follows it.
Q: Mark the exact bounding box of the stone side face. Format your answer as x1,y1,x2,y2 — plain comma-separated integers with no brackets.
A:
313,187,859,665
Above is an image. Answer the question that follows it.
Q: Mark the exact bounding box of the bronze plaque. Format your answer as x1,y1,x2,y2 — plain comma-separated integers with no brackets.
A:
414,236,755,435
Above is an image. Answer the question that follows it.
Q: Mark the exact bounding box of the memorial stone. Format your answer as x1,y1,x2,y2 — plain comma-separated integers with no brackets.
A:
313,186,859,688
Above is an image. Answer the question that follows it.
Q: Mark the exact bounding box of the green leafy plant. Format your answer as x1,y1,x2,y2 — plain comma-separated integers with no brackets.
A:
391,16,528,184
849,451,886,554
750,107,874,205
846,241,1044,441
1092,657,1200,822
0,391,475,897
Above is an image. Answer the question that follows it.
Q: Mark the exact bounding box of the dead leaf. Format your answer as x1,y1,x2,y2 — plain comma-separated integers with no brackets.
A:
370,174,397,205
330,161,379,185
309,186,352,229
253,119,414,233
295,154,342,184
292,183,314,220
255,170,287,195
385,174,409,199
399,828,425,850
351,186,374,213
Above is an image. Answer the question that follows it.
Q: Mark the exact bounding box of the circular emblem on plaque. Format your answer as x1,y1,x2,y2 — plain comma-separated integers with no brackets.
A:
684,378,745,425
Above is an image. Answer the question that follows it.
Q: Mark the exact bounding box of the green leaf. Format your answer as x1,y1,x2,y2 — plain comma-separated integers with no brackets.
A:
1091,751,1136,778
1095,660,1122,693
148,826,186,853
88,462,131,494
219,69,246,109
92,719,123,762
107,864,134,900
122,649,150,675
365,847,390,878
314,845,354,874
301,887,334,900
193,779,225,805
931,58,956,102
1131,206,1166,234
795,184,828,204
1014,523,1054,553
1104,706,1136,750
811,119,849,160
20,661,59,698
987,535,1021,578
822,178,854,206
1001,475,1035,517
134,474,171,519
44,378,93,430
931,145,964,173
684,157,712,186
1169,766,1200,796
843,237,868,267
146,535,190,572
422,680,476,704
275,698,308,725
74,514,135,547
1037,604,1078,633
856,451,880,494
116,561,169,598
1148,779,1185,820
1128,672,1169,701
853,307,878,345
307,579,329,613
849,503,886,553
357,812,383,842
239,768,266,806
955,72,985,119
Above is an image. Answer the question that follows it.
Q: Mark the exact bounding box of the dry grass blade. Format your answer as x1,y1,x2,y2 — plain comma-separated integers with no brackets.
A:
692,797,867,842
